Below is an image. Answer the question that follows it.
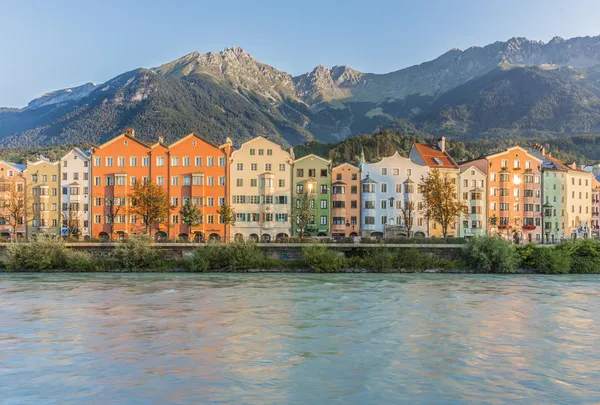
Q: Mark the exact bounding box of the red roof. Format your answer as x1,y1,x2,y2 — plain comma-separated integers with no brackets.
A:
413,143,458,169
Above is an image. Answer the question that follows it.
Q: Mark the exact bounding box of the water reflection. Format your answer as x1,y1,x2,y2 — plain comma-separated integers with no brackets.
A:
1,274,599,404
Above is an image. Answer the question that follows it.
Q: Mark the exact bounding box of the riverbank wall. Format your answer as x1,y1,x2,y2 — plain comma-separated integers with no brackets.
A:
0,243,464,262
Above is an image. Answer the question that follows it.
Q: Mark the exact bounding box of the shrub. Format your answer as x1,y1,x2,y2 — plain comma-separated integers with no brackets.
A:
516,243,537,269
115,236,161,269
559,239,600,273
302,244,343,273
226,241,264,271
5,237,68,270
461,236,518,273
65,251,97,272
530,247,571,274
366,247,396,272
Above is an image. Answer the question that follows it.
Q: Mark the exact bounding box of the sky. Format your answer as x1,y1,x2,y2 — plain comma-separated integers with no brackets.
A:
1,0,599,107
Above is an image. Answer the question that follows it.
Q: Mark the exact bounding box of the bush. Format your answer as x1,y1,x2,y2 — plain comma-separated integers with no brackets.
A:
186,241,265,271
559,239,600,273
227,241,264,270
5,237,68,270
365,247,396,272
115,236,161,269
530,247,571,274
302,244,343,273
462,236,518,273
65,251,97,272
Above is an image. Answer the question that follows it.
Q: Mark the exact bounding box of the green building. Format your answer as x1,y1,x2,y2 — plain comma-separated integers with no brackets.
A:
292,154,332,237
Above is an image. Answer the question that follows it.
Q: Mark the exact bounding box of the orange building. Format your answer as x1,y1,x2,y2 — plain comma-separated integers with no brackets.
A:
331,163,361,237
467,146,543,243
91,129,233,241
0,161,28,240
91,129,151,240
167,133,232,242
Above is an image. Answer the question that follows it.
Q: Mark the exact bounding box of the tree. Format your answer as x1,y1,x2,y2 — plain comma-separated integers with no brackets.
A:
292,193,313,239
217,203,235,243
180,199,202,238
418,169,468,238
399,199,416,238
0,176,33,241
104,196,125,241
62,205,83,239
128,181,172,236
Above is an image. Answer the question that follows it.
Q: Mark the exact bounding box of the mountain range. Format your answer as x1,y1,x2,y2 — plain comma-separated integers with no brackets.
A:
2,35,600,147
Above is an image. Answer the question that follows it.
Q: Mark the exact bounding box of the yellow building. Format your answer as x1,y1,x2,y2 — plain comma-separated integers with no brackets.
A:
27,156,61,237
563,162,594,238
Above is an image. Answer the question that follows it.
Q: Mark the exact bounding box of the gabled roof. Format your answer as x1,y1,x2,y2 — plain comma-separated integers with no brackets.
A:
484,146,543,162
362,175,378,184
366,151,411,166
459,164,487,176
412,143,458,169
332,180,346,186
333,162,360,171
231,135,289,159
294,154,331,164
168,132,224,150
0,161,26,172
95,132,151,150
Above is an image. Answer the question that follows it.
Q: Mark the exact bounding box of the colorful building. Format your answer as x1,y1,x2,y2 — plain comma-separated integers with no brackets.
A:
0,161,27,239
360,152,428,238
292,154,332,237
229,136,293,242
168,133,232,242
458,165,487,238
410,137,460,237
91,129,152,240
563,162,594,239
27,156,60,238
593,178,600,238
331,163,361,238
60,148,91,239
468,146,543,243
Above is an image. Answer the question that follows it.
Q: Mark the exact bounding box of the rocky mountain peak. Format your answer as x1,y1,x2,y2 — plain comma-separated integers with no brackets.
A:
27,82,98,109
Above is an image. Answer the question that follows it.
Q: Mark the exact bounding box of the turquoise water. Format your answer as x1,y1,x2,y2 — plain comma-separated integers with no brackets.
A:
1,273,599,404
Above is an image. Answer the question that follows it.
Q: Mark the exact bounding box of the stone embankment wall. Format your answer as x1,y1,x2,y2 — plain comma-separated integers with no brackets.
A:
0,243,463,261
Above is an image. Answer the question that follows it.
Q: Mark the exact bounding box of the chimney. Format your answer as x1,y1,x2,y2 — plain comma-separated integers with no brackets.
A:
570,162,577,170
158,136,164,144
125,128,135,137
541,146,546,156
438,136,446,152
289,147,295,160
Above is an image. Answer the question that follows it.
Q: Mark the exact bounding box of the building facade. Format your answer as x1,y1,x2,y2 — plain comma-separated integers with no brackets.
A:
360,152,428,238
229,136,293,242
469,146,543,244
331,163,361,238
292,154,332,237
60,148,91,239
0,161,27,239
168,133,232,242
593,178,600,238
564,162,593,239
410,137,460,237
27,157,60,238
458,165,487,238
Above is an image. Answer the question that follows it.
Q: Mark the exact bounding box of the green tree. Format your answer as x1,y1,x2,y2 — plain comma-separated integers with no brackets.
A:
128,181,172,236
217,203,236,243
399,200,416,238
292,193,313,239
180,199,202,236
419,169,469,238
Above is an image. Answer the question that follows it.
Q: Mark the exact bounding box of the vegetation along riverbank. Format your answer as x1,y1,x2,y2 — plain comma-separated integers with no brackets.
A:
2,236,600,274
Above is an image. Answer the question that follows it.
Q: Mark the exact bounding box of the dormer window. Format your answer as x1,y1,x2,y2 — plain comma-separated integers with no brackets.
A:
433,158,443,165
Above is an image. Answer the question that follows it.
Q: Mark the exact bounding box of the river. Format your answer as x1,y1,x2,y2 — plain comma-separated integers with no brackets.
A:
1,273,599,404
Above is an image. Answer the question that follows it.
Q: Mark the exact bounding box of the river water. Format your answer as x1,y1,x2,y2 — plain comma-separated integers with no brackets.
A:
1,274,599,404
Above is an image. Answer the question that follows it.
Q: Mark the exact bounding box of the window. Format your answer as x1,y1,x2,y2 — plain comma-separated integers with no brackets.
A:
296,185,304,194
365,200,375,209
130,157,138,167
236,179,243,187
195,157,203,167
142,157,150,167
297,169,304,177
381,200,387,210
351,200,358,209
351,186,357,194
320,169,327,177
265,163,272,172
218,157,226,166
106,157,113,167
156,157,164,166
365,216,375,225
249,149,256,156
207,197,215,207
207,157,215,166
237,163,244,171
207,176,214,186
171,176,179,186
381,183,387,193
156,176,164,186
183,157,190,167
62,173,67,181
320,185,328,194
52,175,57,182
219,176,226,186
115,176,126,186
258,149,264,156
320,200,327,209
381,168,388,176
118,157,125,167
171,157,179,167
320,216,327,225
94,177,101,186
278,179,285,187
94,157,101,166
279,164,286,172
94,215,102,224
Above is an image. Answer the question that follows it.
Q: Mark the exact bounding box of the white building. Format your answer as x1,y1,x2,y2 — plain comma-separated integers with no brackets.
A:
458,165,488,238
229,136,294,242
360,152,429,238
60,148,91,239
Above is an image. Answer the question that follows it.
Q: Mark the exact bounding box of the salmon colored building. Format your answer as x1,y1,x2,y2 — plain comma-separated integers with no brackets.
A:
91,129,152,240
167,133,232,242
467,146,543,244
331,163,361,237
